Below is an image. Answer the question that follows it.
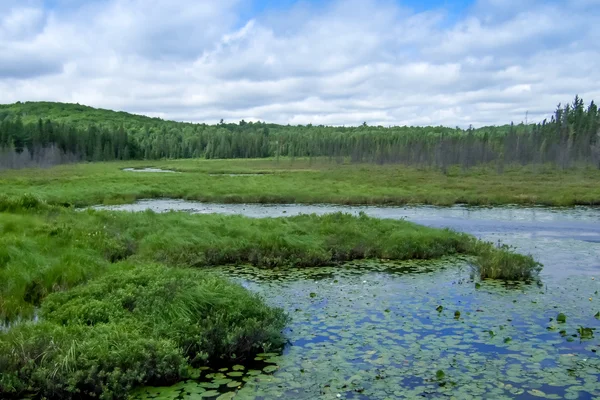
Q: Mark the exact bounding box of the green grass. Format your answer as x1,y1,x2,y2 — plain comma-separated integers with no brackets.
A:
0,264,287,399
0,206,541,323
1,159,600,207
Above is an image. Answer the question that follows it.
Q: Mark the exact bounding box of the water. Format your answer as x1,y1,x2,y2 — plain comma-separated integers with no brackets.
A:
209,173,267,176
92,200,600,399
122,168,179,173
93,200,600,279
132,261,600,400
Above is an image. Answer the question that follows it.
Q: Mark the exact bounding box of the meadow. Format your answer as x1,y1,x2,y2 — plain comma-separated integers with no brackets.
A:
1,158,600,207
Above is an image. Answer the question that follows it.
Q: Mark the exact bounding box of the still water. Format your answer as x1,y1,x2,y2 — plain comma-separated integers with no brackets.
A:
92,200,600,399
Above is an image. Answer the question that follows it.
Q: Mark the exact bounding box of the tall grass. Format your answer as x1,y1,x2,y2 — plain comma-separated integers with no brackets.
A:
0,207,541,322
0,264,287,399
471,242,543,280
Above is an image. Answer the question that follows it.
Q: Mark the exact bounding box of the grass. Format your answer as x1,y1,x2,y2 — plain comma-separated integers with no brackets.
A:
0,158,599,207
0,206,541,323
0,264,287,399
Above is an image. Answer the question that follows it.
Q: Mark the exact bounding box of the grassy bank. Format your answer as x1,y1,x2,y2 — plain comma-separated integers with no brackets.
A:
0,207,541,322
0,264,287,399
1,159,600,206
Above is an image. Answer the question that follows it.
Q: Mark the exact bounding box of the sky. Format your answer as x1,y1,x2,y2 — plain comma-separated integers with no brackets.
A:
1,0,599,127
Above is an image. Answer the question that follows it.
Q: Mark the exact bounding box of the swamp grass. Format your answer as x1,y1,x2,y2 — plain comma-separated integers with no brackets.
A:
0,206,541,322
0,264,287,399
1,158,600,207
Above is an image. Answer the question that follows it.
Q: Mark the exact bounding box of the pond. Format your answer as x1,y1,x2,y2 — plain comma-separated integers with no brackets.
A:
91,200,600,399
208,173,269,176
122,168,180,173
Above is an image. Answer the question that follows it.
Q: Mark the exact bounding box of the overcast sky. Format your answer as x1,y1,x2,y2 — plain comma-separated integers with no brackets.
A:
1,0,599,127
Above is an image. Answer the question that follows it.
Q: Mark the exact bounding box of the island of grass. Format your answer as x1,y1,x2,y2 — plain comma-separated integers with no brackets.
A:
0,201,541,399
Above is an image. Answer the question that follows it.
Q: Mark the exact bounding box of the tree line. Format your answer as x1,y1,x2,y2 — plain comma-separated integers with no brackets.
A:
0,97,598,170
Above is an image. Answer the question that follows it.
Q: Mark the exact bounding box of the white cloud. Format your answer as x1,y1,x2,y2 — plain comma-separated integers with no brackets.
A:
0,0,599,127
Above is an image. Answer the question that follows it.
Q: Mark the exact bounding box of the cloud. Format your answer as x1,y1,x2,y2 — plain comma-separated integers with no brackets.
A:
0,0,598,127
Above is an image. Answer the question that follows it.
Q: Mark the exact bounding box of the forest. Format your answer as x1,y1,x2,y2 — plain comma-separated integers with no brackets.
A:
0,96,599,170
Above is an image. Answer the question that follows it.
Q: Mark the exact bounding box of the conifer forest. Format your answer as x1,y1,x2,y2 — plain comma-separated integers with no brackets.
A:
1,96,598,170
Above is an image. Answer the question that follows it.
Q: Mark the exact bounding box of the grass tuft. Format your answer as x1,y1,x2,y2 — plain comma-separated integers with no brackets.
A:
0,264,287,399
0,209,541,322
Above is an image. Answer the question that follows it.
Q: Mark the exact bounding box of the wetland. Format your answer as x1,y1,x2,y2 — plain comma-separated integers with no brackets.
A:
0,160,598,399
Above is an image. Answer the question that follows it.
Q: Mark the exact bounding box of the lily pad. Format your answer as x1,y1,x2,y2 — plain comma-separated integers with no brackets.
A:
263,365,279,374
200,390,220,398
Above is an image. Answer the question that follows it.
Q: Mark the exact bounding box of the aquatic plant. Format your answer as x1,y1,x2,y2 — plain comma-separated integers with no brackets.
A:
469,241,542,281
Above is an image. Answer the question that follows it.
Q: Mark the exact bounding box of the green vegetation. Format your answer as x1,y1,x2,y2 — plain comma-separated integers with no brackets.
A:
0,206,540,322
3,94,598,400
2,159,600,207
1,96,599,169
0,264,287,399
0,201,542,398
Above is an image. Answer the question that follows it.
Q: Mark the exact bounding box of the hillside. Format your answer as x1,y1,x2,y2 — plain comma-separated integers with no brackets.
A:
0,101,183,128
0,98,598,171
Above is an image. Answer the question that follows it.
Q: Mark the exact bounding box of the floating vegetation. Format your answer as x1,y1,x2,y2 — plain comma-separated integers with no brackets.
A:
191,260,598,400
578,327,595,340
558,313,567,323
113,259,600,399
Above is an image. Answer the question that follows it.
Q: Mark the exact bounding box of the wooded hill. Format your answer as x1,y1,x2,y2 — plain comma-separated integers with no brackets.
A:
1,97,599,170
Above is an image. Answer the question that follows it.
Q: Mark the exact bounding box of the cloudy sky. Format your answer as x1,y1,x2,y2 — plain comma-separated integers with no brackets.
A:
1,0,599,127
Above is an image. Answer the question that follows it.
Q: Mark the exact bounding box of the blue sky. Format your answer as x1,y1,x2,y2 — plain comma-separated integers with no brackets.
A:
1,0,599,127
250,0,472,13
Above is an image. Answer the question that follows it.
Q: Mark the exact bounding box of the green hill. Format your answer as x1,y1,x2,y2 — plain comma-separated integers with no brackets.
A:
0,101,184,128
0,98,597,170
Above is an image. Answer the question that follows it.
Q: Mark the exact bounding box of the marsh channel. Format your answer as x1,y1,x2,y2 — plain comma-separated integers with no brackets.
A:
93,201,600,399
